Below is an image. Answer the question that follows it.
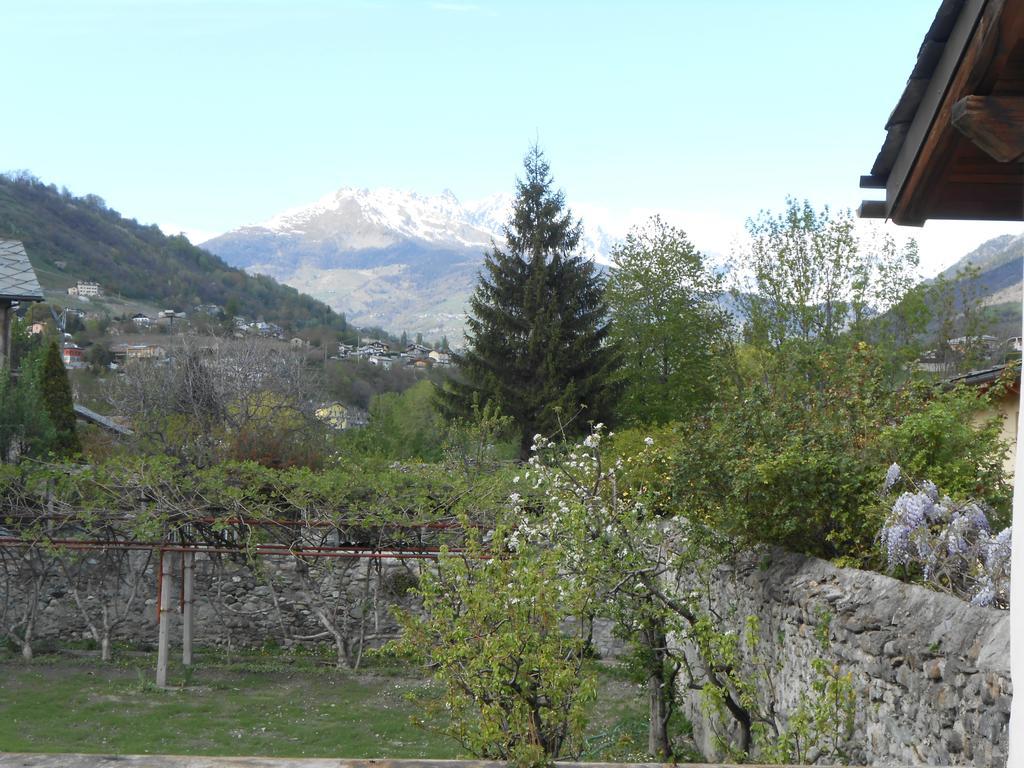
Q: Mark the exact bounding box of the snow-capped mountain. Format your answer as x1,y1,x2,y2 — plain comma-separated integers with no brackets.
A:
259,187,499,250
201,186,616,339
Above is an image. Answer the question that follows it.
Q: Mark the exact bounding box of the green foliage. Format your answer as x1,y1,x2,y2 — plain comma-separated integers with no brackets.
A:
605,216,734,424
672,340,1012,564
924,265,998,374
674,343,897,561
0,363,55,462
734,198,920,350
664,200,1010,564
878,381,1012,526
228,391,326,470
38,341,81,456
325,357,448,410
0,172,342,330
442,397,517,477
440,145,618,457
389,530,596,766
363,380,446,461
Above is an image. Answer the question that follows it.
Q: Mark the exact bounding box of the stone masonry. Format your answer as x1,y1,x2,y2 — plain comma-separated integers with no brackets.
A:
677,549,1011,767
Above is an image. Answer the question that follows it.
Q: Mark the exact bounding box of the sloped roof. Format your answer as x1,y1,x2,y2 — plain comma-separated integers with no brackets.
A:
859,0,1024,224
0,239,44,302
73,403,134,436
862,0,968,185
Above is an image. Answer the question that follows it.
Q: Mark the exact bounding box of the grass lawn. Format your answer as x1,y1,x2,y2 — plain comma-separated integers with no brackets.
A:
0,646,662,760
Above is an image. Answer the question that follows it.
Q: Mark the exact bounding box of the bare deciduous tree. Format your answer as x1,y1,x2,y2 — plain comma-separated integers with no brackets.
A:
108,338,325,466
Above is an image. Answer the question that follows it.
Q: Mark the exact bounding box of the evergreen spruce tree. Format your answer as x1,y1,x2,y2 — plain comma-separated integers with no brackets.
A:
0,364,55,463
441,145,617,458
38,340,81,456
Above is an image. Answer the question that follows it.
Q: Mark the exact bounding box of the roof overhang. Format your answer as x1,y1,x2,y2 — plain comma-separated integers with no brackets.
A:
859,0,1024,225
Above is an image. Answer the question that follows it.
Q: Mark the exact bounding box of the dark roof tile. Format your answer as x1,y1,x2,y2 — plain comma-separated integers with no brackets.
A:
0,239,44,301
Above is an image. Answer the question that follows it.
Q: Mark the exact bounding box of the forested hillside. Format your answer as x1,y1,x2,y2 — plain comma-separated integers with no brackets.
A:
0,173,340,330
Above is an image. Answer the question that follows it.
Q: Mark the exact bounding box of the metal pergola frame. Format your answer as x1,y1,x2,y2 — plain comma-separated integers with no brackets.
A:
0,514,479,685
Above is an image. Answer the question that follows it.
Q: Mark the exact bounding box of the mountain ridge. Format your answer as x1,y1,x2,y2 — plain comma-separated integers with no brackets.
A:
201,186,615,338
0,173,341,331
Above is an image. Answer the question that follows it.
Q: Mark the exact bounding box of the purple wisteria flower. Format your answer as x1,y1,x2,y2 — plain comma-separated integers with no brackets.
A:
883,463,901,492
883,523,911,566
878,469,1011,609
985,527,1012,572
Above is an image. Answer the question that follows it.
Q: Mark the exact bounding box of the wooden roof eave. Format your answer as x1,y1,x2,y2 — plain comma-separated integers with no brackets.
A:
860,0,1024,225
860,0,989,225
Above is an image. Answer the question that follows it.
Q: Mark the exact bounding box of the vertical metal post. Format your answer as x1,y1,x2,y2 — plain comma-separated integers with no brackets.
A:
182,551,194,667
156,549,174,687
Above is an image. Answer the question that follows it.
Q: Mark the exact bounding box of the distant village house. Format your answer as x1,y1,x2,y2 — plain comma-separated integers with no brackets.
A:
67,280,102,297
949,363,1021,483
429,349,451,366
111,342,167,363
61,344,85,368
313,402,368,430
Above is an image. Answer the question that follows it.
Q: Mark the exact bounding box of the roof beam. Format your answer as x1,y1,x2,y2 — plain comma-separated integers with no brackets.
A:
952,94,1024,160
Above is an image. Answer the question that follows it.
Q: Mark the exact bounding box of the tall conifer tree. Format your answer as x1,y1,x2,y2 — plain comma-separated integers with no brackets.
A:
441,146,616,457
39,340,80,456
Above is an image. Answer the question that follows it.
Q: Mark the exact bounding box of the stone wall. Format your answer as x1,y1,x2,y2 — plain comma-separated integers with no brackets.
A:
677,549,1011,767
3,551,425,657
3,550,627,661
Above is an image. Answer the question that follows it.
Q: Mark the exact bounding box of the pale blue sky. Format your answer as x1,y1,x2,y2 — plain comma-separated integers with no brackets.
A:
4,1,1019,272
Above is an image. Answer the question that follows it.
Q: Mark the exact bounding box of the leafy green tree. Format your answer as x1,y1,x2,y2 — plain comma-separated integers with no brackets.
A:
605,216,733,424
925,265,994,375
441,145,617,457
38,341,80,456
390,529,596,765
357,379,447,461
672,343,1012,564
520,427,855,761
734,198,919,352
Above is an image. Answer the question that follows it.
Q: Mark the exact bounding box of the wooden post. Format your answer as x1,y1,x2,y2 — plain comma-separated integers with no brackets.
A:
182,551,194,667
0,300,11,371
156,549,174,687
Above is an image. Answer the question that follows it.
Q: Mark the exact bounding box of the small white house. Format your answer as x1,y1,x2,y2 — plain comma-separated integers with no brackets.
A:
429,350,452,366
68,281,102,297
